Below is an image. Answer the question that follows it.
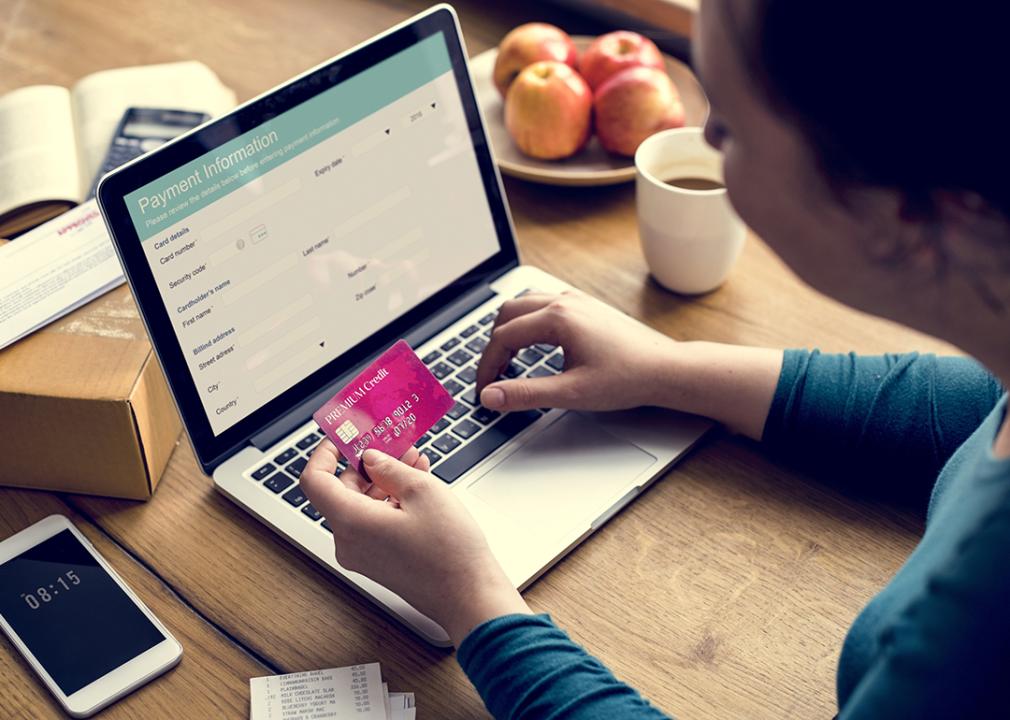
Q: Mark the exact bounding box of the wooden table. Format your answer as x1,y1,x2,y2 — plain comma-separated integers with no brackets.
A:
0,1,956,717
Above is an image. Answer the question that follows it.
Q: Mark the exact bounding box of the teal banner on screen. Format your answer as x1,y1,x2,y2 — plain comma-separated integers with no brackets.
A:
124,33,451,240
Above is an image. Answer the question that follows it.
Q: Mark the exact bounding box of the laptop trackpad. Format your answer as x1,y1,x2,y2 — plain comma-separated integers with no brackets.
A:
466,413,657,537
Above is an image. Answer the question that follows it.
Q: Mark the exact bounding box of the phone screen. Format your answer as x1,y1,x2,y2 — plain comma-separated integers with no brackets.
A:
0,529,166,695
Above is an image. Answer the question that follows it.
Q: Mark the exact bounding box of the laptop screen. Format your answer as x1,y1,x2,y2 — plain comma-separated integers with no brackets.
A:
120,32,501,436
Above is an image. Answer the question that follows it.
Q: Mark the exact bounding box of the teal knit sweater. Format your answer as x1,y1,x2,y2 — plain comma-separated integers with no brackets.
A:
457,351,1010,718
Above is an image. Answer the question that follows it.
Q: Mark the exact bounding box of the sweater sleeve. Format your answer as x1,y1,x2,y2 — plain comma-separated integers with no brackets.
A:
457,614,672,720
762,350,1002,505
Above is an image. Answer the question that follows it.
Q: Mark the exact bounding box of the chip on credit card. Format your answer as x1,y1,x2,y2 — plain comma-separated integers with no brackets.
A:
313,340,454,472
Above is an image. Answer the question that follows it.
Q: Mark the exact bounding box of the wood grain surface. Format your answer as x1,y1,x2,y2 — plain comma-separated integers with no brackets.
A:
0,0,957,718
0,490,270,719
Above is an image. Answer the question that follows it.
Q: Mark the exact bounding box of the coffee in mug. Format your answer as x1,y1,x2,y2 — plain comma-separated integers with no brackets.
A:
634,127,745,294
662,176,725,191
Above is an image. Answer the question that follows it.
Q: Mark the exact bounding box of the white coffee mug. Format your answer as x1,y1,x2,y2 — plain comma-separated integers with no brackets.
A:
635,127,746,294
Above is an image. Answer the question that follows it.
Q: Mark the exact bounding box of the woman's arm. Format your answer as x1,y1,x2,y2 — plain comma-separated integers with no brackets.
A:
763,350,1003,503
473,291,784,440
300,445,673,719
476,292,1004,500
460,614,671,720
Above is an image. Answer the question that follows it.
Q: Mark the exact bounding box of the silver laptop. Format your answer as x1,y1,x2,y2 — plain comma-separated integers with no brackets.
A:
97,4,711,645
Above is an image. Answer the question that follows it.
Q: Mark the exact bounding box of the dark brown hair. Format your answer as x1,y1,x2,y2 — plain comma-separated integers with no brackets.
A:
736,2,1008,220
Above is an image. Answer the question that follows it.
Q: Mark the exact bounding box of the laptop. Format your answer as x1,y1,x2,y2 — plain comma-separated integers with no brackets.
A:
97,4,711,646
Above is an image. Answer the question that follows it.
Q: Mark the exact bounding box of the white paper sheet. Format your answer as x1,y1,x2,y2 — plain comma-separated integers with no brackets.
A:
249,663,389,720
0,200,124,351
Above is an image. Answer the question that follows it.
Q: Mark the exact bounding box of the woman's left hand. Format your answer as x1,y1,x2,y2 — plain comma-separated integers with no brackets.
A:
300,441,531,646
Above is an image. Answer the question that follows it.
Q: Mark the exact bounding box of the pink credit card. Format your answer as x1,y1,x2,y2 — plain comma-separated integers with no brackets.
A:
313,340,455,472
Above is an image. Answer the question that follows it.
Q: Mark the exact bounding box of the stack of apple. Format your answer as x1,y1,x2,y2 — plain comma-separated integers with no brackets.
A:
494,23,685,160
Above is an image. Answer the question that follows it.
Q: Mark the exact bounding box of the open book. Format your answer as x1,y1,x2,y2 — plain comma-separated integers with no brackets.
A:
0,61,236,237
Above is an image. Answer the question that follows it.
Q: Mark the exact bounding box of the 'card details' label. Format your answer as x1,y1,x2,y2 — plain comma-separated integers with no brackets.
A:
313,340,453,471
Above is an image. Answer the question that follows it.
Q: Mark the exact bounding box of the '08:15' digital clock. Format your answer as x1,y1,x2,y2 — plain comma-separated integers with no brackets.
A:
21,569,81,609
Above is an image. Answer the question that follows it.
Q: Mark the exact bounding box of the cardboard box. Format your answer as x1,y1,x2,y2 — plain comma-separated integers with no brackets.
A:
0,284,181,499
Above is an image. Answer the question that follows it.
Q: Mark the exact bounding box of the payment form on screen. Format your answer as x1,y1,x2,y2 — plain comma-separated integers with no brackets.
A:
123,34,499,435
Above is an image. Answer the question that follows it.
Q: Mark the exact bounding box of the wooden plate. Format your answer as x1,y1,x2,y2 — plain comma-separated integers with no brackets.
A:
469,36,709,186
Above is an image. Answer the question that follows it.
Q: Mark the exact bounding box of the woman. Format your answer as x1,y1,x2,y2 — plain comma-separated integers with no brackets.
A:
302,0,1009,716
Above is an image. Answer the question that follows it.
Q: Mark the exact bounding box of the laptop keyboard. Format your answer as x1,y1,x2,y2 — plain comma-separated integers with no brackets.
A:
242,291,564,532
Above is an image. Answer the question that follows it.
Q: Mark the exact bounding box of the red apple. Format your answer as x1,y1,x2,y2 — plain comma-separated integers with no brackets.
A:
504,61,592,160
493,22,578,98
578,30,665,91
594,66,685,157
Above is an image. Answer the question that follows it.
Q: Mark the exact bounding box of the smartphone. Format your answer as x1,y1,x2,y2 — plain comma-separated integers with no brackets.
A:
0,515,182,717
86,107,209,198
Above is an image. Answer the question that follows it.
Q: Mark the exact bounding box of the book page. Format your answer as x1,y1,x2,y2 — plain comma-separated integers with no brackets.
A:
0,85,82,216
70,61,237,189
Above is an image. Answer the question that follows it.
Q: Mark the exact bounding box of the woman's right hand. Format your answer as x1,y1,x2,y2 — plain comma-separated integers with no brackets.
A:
476,290,682,413
475,289,784,440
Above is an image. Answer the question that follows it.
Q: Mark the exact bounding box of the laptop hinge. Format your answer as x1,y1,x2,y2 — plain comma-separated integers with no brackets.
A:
249,281,499,451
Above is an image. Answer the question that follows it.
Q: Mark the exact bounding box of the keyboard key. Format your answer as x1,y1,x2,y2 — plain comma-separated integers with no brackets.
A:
478,312,496,325
301,503,323,521
431,418,451,434
528,366,554,378
420,448,441,466
546,353,565,371
321,520,333,533
431,361,453,379
432,410,542,483
316,429,328,439
452,419,481,439
447,349,472,366
432,434,461,454
459,324,480,338
465,337,488,354
273,448,297,465
443,378,465,396
471,406,501,425
517,347,544,366
296,434,318,451
483,328,492,338
440,337,460,351
285,457,308,478
534,343,557,353
422,350,441,364
446,402,468,420
456,366,478,385
282,485,308,507
414,433,431,448
460,387,478,406
504,360,524,378
251,463,275,481
264,473,294,494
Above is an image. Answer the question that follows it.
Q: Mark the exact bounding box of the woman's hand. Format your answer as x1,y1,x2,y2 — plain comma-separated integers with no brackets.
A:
300,441,531,647
476,289,784,439
476,290,682,413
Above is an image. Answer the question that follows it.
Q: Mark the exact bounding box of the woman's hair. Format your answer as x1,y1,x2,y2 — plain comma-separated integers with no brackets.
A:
732,1,1008,220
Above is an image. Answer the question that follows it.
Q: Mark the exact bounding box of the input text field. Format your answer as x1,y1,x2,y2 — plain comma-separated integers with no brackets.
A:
243,294,313,346
222,253,298,307
246,316,321,372
331,187,411,240
202,177,301,245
